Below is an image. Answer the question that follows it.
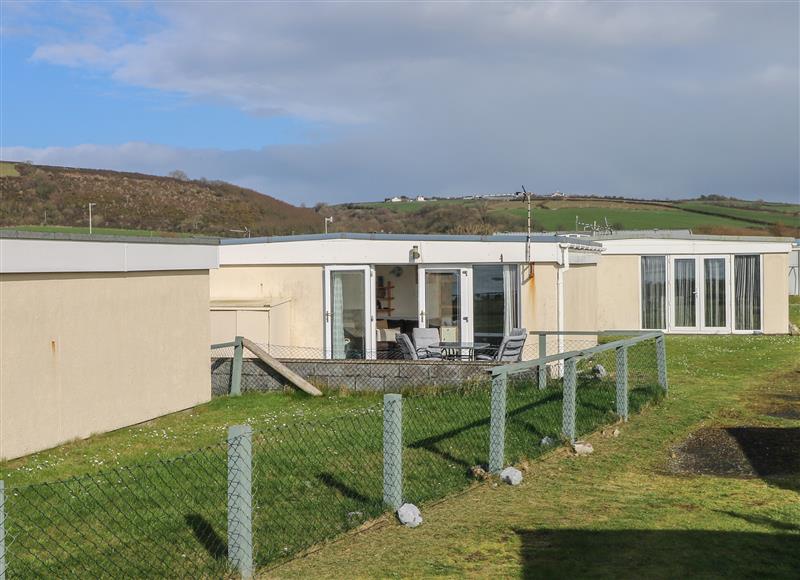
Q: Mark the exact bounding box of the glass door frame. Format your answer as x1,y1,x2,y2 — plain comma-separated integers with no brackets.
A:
417,265,473,345
323,265,376,360
667,256,700,333
699,254,732,334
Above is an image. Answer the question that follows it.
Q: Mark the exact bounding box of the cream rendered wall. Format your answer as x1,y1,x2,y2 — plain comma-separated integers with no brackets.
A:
520,263,559,358
564,264,598,344
0,271,211,460
763,253,789,334
596,255,640,331
210,265,324,351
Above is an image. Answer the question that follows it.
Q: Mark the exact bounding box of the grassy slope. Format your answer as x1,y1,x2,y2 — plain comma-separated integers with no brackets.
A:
272,335,800,578
1,225,194,237
334,197,798,236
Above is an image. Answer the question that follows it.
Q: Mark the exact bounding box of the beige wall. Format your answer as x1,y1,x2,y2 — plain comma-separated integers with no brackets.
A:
520,263,558,358
564,264,598,332
210,265,324,351
763,253,789,334
0,270,211,460
596,255,640,331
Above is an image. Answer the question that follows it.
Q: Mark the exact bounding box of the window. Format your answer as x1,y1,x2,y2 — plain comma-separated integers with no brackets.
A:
473,265,519,347
734,255,761,330
641,256,666,329
704,258,726,327
673,258,697,327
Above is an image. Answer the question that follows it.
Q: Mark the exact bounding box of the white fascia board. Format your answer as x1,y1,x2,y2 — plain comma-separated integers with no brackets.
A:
599,238,793,256
0,239,219,274
220,238,569,266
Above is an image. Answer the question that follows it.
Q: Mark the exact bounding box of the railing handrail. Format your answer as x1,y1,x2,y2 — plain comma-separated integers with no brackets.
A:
493,331,663,376
528,330,655,336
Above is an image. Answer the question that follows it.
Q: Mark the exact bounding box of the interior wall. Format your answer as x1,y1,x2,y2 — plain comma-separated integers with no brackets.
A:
0,270,211,460
375,264,418,320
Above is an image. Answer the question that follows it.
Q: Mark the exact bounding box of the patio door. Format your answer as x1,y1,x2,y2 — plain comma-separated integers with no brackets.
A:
324,266,376,359
669,257,699,332
417,267,473,343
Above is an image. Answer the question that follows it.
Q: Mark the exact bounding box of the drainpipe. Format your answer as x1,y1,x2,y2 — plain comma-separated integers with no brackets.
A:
556,243,570,375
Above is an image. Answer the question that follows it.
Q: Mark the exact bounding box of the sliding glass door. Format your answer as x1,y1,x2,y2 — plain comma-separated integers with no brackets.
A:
324,266,376,359
734,255,761,331
418,267,472,343
473,265,520,347
671,258,698,331
641,256,666,329
702,257,728,330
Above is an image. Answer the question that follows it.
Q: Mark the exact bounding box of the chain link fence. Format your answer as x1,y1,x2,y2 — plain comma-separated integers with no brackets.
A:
3,332,665,577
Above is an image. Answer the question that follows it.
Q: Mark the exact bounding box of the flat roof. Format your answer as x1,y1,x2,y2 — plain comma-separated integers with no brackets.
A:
220,232,602,247
589,230,794,243
0,229,219,245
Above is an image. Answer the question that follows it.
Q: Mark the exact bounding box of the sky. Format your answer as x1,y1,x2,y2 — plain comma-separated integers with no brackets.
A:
2,1,799,205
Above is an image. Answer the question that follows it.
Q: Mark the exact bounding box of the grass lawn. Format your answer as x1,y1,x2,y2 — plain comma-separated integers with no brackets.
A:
0,161,20,177
790,295,800,328
270,334,800,578
2,343,661,577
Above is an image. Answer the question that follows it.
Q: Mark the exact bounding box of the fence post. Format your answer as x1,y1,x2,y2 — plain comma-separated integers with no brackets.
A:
562,358,577,444
228,425,253,579
538,334,547,390
383,394,403,510
231,336,244,396
615,345,629,421
656,335,668,394
489,372,507,474
1,480,5,580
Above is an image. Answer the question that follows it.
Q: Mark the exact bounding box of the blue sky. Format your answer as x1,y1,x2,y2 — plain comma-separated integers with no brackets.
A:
2,1,798,204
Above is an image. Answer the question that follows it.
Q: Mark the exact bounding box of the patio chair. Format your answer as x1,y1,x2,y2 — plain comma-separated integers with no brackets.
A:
478,328,528,362
396,333,418,360
412,327,444,359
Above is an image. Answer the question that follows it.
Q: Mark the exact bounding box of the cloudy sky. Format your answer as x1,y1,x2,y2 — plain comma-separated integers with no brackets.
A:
2,1,798,204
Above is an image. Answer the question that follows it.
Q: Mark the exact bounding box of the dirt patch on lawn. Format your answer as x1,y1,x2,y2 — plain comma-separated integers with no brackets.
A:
668,427,800,478
750,369,800,420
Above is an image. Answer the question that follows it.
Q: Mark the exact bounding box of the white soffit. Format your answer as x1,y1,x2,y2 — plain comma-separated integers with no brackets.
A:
599,238,793,256
218,238,599,266
0,238,219,274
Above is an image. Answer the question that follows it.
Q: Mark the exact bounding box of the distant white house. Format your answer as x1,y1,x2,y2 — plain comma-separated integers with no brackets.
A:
388,196,403,203
415,195,426,202
550,191,565,198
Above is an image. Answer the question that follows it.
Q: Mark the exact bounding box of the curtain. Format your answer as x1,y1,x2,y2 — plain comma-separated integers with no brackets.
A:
641,256,666,329
503,265,519,334
674,259,696,327
332,273,346,359
704,258,726,327
735,255,761,330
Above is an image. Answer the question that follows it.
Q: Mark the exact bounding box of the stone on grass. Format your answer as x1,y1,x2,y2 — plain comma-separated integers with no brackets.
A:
573,441,594,455
397,503,423,528
592,364,607,378
500,466,523,486
540,436,555,446
469,465,490,480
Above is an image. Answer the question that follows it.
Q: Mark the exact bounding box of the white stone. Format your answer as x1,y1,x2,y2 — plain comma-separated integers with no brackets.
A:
500,466,523,485
593,364,607,378
573,441,594,455
540,436,554,446
397,503,423,528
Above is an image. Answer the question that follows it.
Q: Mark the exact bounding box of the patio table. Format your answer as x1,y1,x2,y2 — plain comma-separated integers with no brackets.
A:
432,342,491,361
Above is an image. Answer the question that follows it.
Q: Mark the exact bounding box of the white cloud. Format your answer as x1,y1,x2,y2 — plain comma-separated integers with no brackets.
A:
7,1,800,202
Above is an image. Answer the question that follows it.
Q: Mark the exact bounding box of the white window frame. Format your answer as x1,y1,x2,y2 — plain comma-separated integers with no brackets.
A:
638,255,667,331
417,265,473,344
323,265,376,359
667,255,701,333
699,254,732,334
732,253,764,334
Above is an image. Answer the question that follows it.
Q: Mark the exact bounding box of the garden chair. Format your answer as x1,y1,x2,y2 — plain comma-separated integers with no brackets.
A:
412,327,444,359
478,328,527,362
